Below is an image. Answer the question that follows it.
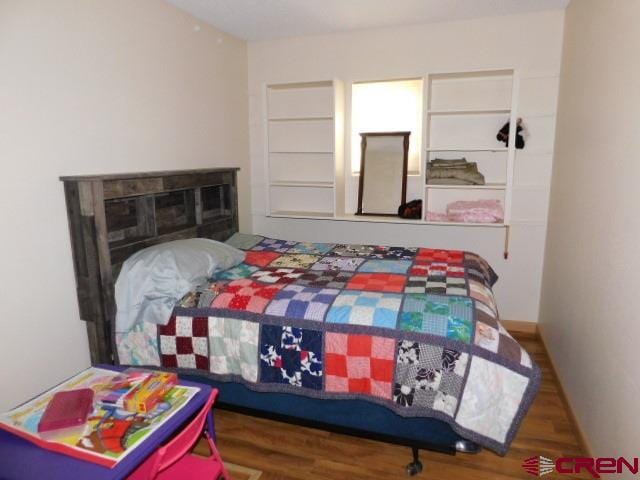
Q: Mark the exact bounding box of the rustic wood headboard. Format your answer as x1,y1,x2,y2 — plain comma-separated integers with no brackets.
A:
60,168,240,364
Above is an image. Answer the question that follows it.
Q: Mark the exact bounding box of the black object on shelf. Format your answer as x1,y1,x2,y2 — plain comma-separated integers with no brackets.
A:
497,118,525,149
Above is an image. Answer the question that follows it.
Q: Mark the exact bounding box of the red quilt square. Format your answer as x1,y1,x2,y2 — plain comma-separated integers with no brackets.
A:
347,273,406,293
447,265,466,278
160,316,177,335
416,248,464,264
245,251,281,267
175,336,194,354
161,355,178,368
347,334,372,356
325,353,348,377
409,264,429,276
192,317,208,336
195,355,209,370
325,332,393,400
370,357,394,382
212,279,284,313
348,378,371,394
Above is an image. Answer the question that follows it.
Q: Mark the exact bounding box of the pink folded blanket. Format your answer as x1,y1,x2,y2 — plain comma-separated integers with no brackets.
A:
427,199,504,224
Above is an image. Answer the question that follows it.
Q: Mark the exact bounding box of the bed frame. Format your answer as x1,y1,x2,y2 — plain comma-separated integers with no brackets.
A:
61,168,479,475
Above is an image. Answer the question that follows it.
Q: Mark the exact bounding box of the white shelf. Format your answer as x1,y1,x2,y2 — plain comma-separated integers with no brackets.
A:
425,183,507,190
268,116,333,122
427,108,511,116
267,212,506,227
265,79,344,218
270,210,334,219
269,181,334,188
424,68,517,231
427,147,508,152
269,150,334,154
425,221,506,227
335,214,422,224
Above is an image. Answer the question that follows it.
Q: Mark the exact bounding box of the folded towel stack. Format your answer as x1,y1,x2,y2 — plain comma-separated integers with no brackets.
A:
426,158,486,186
426,199,504,224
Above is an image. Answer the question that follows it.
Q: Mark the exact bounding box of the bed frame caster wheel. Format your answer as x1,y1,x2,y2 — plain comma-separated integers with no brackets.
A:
406,460,423,476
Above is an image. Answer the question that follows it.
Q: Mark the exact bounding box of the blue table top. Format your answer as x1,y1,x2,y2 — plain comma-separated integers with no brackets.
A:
0,366,211,480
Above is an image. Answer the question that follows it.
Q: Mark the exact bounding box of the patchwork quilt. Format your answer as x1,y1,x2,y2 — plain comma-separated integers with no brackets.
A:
116,234,540,455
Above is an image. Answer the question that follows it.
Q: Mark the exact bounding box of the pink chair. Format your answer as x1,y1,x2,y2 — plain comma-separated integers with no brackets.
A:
128,389,230,480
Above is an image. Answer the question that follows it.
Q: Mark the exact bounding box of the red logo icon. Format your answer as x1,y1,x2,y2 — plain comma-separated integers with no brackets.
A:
522,456,555,477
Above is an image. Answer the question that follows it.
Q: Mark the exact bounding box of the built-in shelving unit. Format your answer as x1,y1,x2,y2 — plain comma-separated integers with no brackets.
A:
263,70,517,233
265,80,345,218
423,69,518,227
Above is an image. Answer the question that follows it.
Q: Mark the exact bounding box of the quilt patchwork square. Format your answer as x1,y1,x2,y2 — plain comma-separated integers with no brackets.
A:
265,284,340,321
413,262,469,295
310,256,365,272
469,279,498,316
455,357,529,442
214,263,259,281
250,267,306,284
159,316,209,370
259,325,323,389
326,291,402,329
212,279,284,313
346,273,406,293
288,242,335,255
474,320,526,365
399,294,474,343
464,252,498,286
293,270,354,289
225,233,264,250
252,237,298,253
331,244,375,257
404,276,428,294
394,340,468,416
208,316,259,382
244,251,281,267
370,246,418,260
268,253,320,269
359,259,412,274
325,333,395,399
409,264,430,277
327,290,402,328
415,248,464,265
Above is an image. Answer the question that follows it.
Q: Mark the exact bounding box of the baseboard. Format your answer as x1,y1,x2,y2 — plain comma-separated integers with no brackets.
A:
537,323,594,457
501,319,538,335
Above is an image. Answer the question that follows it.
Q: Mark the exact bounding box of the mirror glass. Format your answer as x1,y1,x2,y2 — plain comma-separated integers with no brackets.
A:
358,132,409,215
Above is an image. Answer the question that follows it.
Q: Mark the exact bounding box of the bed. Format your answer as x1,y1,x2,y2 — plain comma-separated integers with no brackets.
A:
115,234,540,471
61,169,539,475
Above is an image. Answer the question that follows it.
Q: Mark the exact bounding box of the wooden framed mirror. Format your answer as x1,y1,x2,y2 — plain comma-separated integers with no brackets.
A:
357,131,410,216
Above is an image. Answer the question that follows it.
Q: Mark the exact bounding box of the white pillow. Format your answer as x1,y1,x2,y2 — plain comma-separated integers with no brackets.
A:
115,238,245,332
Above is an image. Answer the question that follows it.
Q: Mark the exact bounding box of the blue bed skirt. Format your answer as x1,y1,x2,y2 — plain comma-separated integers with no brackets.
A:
182,375,463,454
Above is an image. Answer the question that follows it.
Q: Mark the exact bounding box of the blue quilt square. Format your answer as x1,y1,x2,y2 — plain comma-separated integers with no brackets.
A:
260,325,323,389
253,238,298,253
326,291,401,329
265,284,339,321
288,242,335,255
359,259,412,274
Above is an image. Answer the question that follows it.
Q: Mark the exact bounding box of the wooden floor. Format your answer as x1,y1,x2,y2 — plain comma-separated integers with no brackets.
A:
214,333,589,479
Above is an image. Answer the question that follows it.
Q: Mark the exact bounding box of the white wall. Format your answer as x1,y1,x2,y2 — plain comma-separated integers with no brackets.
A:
248,10,565,322
0,0,248,411
539,0,640,461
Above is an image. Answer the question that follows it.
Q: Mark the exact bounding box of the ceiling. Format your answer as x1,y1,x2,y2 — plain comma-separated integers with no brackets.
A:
166,0,569,41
